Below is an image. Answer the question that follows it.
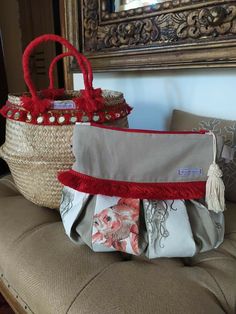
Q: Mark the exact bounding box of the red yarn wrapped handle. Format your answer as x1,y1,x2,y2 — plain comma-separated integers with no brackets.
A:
22,34,93,101
48,51,93,90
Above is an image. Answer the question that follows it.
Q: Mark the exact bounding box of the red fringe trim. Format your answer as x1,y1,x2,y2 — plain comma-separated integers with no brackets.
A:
58,170,206,200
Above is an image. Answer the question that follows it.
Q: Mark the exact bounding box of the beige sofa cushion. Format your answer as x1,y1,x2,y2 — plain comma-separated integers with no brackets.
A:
68,259,230,314
0,176,124,314
3,223,124,314
170,109,236,202
0,176,60,270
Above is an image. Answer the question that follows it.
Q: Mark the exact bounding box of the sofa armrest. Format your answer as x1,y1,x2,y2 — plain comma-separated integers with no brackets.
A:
0,175,19,197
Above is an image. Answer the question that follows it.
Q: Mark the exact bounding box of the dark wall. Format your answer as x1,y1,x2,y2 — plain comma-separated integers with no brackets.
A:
0,33,9,175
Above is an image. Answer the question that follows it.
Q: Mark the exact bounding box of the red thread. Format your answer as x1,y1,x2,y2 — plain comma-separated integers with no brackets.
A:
58,170,206,200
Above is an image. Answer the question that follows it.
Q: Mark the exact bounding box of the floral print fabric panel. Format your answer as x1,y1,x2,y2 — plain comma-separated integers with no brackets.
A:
92,196,141,255
143,199,196,258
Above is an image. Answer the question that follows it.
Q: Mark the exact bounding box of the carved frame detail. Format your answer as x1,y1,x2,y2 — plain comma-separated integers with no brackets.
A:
61,0,236,77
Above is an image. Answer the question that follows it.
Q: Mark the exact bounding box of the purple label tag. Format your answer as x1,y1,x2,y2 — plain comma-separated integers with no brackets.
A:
52,100,76,110
178,168,203,177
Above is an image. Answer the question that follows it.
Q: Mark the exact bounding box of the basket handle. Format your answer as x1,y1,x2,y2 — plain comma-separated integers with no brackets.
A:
48,51,93,90
22,34,93,101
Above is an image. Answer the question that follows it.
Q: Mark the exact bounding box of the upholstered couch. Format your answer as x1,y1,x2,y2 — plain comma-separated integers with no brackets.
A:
0,110,236,314
0,175,236,314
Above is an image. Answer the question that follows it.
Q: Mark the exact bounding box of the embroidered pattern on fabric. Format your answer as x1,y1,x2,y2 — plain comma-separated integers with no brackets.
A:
193,119,236,191
144,200,179,248
92,198,140,255
60,188,74,218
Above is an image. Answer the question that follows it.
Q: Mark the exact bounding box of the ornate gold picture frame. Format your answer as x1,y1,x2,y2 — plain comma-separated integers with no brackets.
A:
61,0,236,77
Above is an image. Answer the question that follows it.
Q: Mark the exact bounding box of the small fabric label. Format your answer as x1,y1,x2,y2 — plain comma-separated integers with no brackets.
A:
221,144,235,163
178,168,202,177
52,100,76,110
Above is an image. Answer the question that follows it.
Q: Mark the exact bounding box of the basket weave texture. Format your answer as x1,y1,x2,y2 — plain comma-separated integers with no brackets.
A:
0,111,128,209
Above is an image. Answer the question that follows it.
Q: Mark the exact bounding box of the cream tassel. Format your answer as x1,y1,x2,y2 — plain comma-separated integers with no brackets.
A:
205,132,225,213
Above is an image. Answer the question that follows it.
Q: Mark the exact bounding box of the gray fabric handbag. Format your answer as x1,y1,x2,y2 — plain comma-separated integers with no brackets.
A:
58,123,225,258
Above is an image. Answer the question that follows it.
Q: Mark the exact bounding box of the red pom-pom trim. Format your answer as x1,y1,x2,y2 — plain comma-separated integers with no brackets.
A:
58,169,206,200
73,88,105,112
20,96,52,116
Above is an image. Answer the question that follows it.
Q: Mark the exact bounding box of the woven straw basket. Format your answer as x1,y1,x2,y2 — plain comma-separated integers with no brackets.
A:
0,35,131,209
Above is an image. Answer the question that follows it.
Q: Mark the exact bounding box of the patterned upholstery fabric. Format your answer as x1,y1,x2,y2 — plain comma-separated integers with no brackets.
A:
170,109,236,202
